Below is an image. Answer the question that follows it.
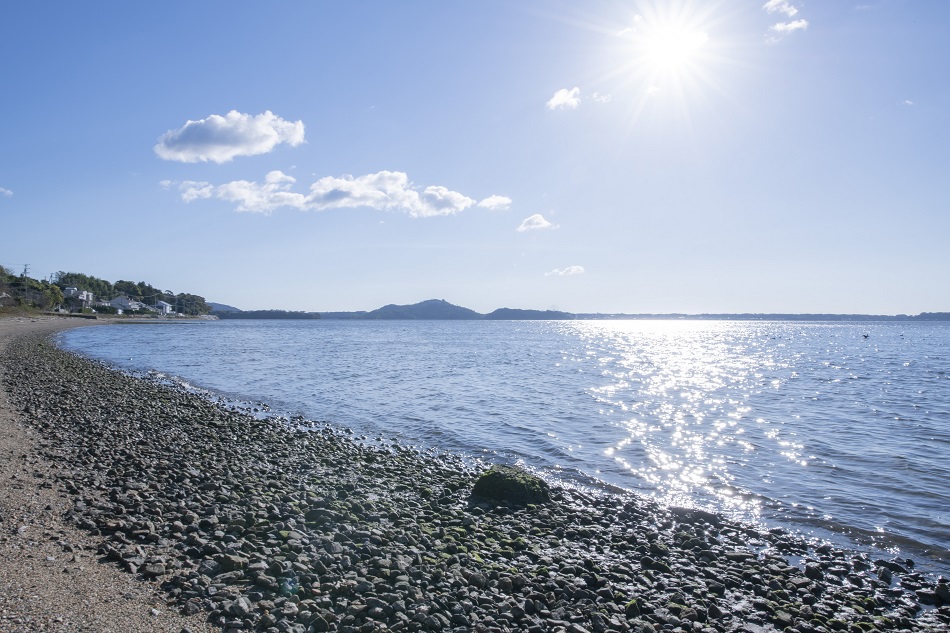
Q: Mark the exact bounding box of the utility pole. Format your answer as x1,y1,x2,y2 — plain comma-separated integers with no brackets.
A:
15,264,30,301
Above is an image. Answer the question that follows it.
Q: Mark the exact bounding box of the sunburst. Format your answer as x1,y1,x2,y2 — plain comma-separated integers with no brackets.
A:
599,0,731,115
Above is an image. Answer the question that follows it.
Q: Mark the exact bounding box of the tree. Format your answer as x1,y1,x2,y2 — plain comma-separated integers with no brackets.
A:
174,293,211,315
9,276,62,310
113,280,141,300
54,271,115,300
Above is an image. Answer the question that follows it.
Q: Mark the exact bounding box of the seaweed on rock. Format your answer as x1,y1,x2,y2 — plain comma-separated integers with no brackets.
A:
472,464,551,506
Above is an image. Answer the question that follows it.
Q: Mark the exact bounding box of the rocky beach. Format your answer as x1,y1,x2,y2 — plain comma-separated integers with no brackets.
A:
0,317,947,633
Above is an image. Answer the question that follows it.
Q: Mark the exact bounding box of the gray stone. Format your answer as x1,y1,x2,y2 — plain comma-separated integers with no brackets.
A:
471,465,550,505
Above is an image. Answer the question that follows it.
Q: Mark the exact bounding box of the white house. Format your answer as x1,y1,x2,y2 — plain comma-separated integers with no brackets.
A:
63,287,95,306
155,300,175,316
109,296,148,312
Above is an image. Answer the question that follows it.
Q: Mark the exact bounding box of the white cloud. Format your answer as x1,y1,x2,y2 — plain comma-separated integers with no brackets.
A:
545,266,585,276
179,180,215,203
771,19,809,33
154,110,305,163
176,170,490,218
763,0,799,17
517,214,557,232
902,100,914,106
546,87,581,111
646,85,661,97
418,186,476,217
477,195,512,211
592,92,612,103
0,187,12,197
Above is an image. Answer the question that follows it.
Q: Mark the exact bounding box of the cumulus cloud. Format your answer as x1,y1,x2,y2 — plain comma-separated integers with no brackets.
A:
771,19,809,33
477,195,512,211
174,170,495,218
545,266,585,277
546,87,581,110
0,187,12,197
763,0,798,17
154,110,305,163
517,214,557,232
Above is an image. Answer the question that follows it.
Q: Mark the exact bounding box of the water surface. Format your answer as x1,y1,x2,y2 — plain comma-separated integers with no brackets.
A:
60,319,950,572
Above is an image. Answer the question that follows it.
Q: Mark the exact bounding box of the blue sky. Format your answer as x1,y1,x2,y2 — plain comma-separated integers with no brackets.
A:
1,1,947,314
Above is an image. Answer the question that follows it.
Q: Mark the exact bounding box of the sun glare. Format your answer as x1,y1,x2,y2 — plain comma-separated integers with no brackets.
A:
642,25,709,72
612,2,721,107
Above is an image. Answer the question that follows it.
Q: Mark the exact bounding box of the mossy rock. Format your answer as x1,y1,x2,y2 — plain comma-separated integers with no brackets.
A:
472,465,551,506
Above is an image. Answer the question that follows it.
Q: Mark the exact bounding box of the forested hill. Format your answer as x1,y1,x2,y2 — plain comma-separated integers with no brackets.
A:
363,299,483,320
484,308,575,320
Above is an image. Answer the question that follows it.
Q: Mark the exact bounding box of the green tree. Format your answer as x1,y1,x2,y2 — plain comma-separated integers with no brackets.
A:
9,276,62,310
113,280,141,300
175,293,211,315
54,271,115,300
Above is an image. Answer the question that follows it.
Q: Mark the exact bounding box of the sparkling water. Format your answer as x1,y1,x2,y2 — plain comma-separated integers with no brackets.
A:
60,319,950,572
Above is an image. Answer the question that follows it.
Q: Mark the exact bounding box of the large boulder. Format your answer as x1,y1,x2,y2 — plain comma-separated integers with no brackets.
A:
472,465,550,506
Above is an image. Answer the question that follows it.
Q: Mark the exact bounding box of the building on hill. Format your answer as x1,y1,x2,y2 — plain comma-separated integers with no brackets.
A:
109,296,149,313
155,300,175,316
63,287,95,308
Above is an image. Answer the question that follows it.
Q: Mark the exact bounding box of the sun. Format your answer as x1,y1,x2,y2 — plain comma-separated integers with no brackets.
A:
641,24,710,73
614,3,720,102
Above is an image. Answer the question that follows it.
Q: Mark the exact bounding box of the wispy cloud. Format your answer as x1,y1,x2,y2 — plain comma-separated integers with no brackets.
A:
154,110,305,163
546,87,581,111
902,100,915,106
592,92,612,103
771,19,809,33
763,0,799,17
0,186,12,197
545,266,584,276
517,214,557,232
616,14,644,37
477,195,512,211
764,1,808,38
173,170,501,218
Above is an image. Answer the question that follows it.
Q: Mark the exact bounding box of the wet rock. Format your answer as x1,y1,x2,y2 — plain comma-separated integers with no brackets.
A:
471,465,550,506
805,563,824,581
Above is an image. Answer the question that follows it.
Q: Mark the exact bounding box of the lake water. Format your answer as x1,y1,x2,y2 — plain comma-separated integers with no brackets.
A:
59,319,950,573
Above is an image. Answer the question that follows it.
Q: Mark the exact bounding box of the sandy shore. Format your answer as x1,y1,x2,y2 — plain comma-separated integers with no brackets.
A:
0,316,213,632
0,315,946,633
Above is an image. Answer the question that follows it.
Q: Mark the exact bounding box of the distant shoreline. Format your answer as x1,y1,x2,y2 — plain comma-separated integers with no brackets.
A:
212,298,950,321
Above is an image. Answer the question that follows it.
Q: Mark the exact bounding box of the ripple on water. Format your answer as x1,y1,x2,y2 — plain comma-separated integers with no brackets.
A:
60,319,950,574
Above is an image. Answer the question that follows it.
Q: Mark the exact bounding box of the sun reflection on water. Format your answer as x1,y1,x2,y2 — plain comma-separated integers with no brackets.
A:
570,319,814,520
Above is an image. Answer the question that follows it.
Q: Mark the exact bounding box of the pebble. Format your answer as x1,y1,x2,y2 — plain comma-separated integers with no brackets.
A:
2,332,947,633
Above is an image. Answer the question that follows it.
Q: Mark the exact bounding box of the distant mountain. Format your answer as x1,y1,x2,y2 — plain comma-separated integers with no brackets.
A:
316,301,950,322
484,308,575,320
208,302,242,313
364,299,483,320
